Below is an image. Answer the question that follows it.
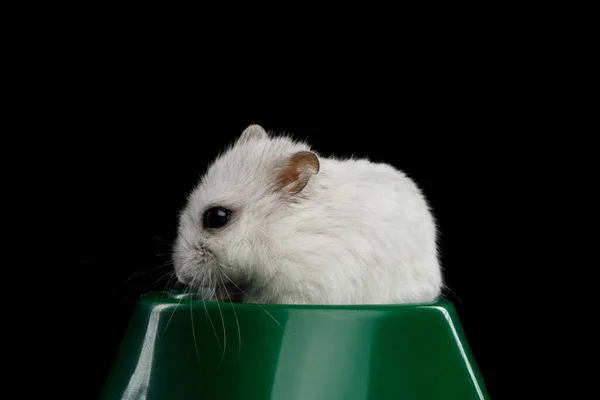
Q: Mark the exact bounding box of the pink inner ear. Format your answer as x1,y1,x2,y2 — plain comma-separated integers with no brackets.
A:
277,151,319,194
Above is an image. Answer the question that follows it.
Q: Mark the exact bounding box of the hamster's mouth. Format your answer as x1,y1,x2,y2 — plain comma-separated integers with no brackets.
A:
220,283,244,302
208,282,247,303
185,274,253,303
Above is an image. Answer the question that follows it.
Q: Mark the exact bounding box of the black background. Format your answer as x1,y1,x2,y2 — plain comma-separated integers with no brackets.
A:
66,110,513,399
12,5,589,396
40,25,540,400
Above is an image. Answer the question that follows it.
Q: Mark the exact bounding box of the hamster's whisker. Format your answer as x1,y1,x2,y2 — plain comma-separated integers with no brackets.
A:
155,269,174,282
171,249,189,254
154,272,176,294
180,236,197,251
214,260,237,271
161,260,196,335
156,260,175,269
214,293,227,370
154,235,174,247
146,260,176,278
161,283,187,339
219,269,284,332
205,272,217,299
158,273,178,302
205,273,223,354
219,272,241,358
122,269,147,284
187,278,221,366
161,272,180,293
121,259,175,291
189,295,201,367
124,262,168,282
201,297,223,358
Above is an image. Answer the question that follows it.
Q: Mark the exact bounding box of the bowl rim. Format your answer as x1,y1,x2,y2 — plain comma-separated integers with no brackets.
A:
140,290,449,311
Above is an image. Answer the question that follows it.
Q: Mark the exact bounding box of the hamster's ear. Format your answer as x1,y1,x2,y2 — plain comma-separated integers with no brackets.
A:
238,124,268,143
277,151,320,195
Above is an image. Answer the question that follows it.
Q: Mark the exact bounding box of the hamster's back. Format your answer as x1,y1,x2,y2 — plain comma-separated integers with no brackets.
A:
311,157,433,226
272,156,441,304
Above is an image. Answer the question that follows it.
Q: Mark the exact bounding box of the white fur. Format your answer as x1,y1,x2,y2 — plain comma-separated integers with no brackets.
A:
172,124,443,305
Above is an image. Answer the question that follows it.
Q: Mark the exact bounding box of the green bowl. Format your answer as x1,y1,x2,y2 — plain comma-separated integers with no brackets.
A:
100,291,490,400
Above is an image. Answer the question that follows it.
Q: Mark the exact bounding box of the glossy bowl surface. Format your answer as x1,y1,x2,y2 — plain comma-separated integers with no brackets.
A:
100,291,489,400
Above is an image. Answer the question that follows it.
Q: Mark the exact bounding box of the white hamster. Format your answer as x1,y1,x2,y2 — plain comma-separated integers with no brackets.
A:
172,124,442,305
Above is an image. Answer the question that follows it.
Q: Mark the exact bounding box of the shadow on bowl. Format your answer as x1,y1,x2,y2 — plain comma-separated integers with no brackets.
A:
100,291,490,400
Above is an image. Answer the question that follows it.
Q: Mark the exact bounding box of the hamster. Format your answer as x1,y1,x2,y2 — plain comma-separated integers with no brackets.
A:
172,124,443,305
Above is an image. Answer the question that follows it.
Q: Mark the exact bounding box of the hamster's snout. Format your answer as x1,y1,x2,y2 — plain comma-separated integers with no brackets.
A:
172,236,248,302
174,268,195,285
172,239,214,284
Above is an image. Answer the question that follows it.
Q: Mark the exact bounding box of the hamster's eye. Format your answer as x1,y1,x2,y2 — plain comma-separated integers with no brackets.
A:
203,207,231,229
